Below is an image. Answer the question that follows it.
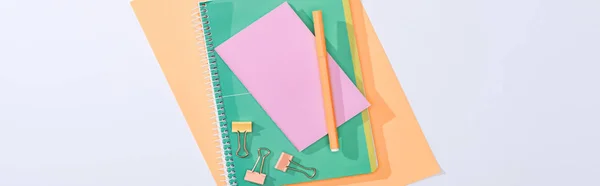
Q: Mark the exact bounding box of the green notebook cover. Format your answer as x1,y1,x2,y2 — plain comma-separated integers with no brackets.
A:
198,0,376,185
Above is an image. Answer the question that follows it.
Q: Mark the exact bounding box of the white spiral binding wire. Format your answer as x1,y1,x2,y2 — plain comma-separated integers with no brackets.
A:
192,1,237,185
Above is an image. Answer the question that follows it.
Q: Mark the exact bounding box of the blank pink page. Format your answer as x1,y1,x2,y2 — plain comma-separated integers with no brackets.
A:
215,2,370,151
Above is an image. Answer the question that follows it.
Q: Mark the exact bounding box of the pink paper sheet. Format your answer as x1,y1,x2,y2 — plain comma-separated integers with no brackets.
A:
215,2,370,151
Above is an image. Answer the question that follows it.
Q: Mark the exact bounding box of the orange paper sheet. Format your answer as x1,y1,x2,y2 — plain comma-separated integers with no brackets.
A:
130,0,226,183
130,0,441,185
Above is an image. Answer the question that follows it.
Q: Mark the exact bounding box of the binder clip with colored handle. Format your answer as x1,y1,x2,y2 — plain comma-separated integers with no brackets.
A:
275,152,317,178
244,147,271,185
232,121,252,158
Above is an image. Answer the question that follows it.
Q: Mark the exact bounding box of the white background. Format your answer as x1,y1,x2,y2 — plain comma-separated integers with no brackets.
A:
1,0,599,186
363,0,600,185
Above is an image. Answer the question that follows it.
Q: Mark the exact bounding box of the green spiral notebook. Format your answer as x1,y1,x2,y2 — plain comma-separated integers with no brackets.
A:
196,0,377,185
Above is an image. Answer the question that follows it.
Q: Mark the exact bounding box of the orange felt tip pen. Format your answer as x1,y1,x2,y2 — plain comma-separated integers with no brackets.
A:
312,10,340,152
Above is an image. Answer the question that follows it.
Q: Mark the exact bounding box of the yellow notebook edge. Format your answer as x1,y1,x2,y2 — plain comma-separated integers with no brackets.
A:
349,0,444,184
342,0,378,172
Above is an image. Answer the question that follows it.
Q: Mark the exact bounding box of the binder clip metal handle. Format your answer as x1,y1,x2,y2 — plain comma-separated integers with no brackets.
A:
232,121,252,158
244,147,271,185
275,152,317,179
236,131,249,158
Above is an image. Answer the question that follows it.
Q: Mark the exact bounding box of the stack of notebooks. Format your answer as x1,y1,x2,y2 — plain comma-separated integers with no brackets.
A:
131,0,441,185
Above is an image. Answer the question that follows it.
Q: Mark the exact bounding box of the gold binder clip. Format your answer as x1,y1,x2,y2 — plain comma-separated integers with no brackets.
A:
232,121,252,158
244,147,271,185
275,152,317,178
